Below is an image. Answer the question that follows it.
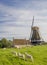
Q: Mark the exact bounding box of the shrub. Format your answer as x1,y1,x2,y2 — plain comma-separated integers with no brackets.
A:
0,38,13,48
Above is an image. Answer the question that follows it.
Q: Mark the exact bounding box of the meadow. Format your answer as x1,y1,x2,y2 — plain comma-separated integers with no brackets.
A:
0,45,47,65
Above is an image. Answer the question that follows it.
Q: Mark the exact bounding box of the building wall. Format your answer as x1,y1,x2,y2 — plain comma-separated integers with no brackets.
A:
13,39,30,45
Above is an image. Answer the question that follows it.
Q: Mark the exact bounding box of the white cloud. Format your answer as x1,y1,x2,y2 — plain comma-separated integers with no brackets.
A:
0,2,47,41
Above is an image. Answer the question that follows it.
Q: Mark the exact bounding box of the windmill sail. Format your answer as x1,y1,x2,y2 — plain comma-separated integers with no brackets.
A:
29,16,34,41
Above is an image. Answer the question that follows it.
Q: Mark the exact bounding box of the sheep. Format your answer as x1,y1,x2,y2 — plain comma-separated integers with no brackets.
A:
18,52,25,60
11,51,18,57
11,51,34,62
25,52,34,62
3,48,6,50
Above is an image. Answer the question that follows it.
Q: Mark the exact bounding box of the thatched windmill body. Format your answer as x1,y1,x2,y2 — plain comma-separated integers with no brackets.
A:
30,16,43,45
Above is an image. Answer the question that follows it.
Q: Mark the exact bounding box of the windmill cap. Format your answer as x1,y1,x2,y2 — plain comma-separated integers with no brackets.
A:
32,26,39,30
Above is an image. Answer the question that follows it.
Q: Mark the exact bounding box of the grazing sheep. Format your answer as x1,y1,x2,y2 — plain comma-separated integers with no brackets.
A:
11,51,18,56
3,48,6,50
25,52,34,62
18,52,25,60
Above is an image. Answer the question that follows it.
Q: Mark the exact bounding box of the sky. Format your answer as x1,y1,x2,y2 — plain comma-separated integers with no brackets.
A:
0,0,47,41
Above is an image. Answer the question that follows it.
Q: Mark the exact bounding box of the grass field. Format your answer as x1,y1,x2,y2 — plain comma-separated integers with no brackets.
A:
0,45,47,65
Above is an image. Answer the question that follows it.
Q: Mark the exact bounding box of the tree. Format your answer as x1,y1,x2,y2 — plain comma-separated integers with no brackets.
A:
0,43,2,48
1,38,8,48
1,38,13,48
7,40,13,47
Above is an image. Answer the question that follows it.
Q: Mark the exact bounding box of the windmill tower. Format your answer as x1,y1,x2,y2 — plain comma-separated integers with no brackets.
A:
30,16,43,45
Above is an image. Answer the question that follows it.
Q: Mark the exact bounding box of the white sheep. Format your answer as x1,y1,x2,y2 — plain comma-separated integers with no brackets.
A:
18,52,25,60
25,52,34,62
11,51,18,56
3,48,6,50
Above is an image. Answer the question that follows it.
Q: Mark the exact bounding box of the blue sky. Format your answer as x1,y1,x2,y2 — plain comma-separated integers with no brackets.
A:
0,0,47,41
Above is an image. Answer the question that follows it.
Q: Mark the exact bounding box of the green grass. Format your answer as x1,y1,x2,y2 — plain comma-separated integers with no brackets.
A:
0,45,47,65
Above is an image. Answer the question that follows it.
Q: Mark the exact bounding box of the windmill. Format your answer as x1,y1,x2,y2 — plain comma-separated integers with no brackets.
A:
29,16,44,45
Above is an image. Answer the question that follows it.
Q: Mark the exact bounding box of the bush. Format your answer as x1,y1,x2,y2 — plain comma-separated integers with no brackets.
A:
7,40,13,48
0,38,13,48
0,43,2,48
